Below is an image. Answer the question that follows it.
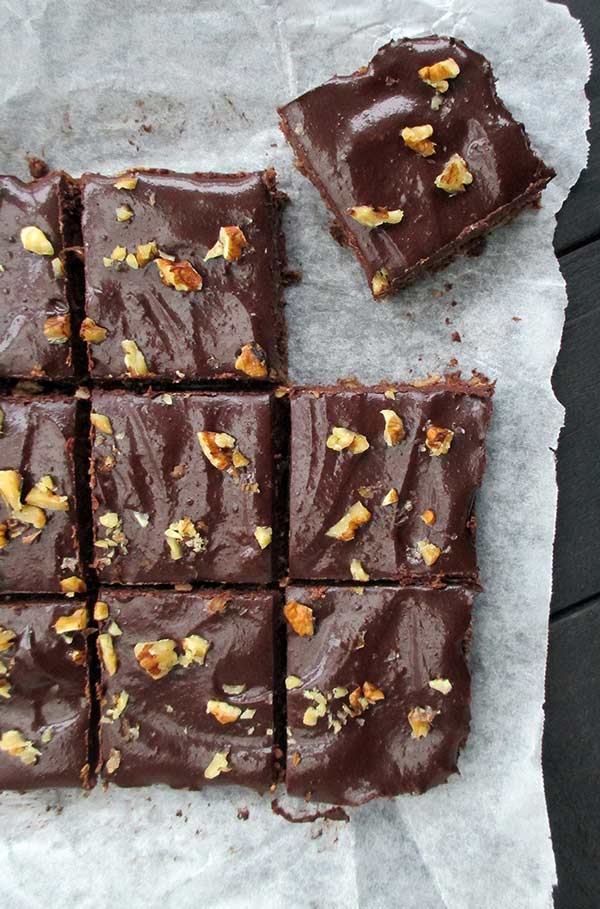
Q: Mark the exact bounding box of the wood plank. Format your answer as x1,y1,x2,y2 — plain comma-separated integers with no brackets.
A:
552,0,600,254
551,238,600,612
544,599,600,907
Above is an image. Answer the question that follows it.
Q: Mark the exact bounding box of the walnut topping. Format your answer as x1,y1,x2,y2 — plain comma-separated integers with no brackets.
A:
206,700,242,725
111,245,127,262
114,175,138,190
435,154,473,193
25,475,68,511
235,342,268,378
421,509,436,526
125,253,138,270
401,124,436,156
416,540,442,566
362,681,385,703
0,627,16,653
325,501,371,541
418,57,460,92
135,241,158,267
98,633,118,676
164,518,207,561
60,576,87,596
0,730,41,765
80,317,108,344
429,678,453,695
222,683,246,695
326,426,370,454
43,313,71,345
380,409,405,446
381,488,399,506
20,225,54,256
350,559,369,582
425,425,454,455
54,607,87,635
283,600,314,637
204,225,248,262
285,675,303,690
254,526,272,549
371,268,389,296
0,470,22,513
0,524,7,550
94,601,109,621
197,431,236,470
408,706,440,739
179,635,210,668
122,339,149,377
133,511,149,528
91,412,113,435
105,748,121,774
348,205,404,228
51,257,64,279
104,690,129,723
116,204,134,222
134,639,178,679
204,749,231,779
155,257,203,292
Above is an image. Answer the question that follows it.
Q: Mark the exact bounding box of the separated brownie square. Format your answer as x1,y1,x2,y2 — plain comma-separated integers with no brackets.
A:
284,585,473,805
90,390,281,585
0,396,83,595
0,598,90,789
288,379,493,584
278,36,554,297
0,172,81,379
96,588,275,790
80,169,287,382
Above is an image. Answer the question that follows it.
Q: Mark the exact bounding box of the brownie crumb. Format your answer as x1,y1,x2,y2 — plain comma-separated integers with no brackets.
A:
27,155,50,178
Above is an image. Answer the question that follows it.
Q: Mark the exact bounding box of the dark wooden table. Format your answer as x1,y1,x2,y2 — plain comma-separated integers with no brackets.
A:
546,2,599,905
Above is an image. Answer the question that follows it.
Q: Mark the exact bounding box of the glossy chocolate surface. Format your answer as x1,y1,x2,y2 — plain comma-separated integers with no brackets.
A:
285,585,472,805
90,390,278,585
279,36,554,295
81,169,287,381
289,382,492,582
97,588,275,790
0,173,77,379
0,397,81,593
0,598,89,789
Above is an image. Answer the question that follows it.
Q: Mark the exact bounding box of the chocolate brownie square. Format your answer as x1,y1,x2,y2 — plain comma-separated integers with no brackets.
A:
80,169,287,382
96,588,275,790
0,598,90,789
284,584,473,805
278,36,554,297
288,379,493,584
0,396,83,595
90,390,281,585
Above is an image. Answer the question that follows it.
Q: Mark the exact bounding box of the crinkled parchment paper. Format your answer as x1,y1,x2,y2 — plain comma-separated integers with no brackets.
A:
0,1,590,906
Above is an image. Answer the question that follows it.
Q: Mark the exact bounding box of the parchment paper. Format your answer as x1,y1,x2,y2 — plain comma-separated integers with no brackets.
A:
0,1,590,906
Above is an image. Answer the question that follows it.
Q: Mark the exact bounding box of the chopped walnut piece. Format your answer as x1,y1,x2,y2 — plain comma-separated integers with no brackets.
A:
125,253,139,270
135,241,158,267
371,268,389,296
155,257,203,292
421,509,436,526
325,501,371,541
381,488,399,506
111,245,127,262
0,681,12,699
0,524,7,549
208,593,231,614
104,691,130,724
179,634,210,668
98,633,118,676
164,518,207,561
122,339,149,377
0,730,41,765
222,683,246,695
235,342,268,378
380,409,405,446
429,678,453,695
418,57,460,92
285,675,303,690
20,225,54,256
25,475,68,511
204,749,231,779
254,526,272,549
197,431,244,472
80,317,108,344
292,751,301,766
408,706,440,739
348,205,404,228
91,412,113,435
116,204,134,222
43,313,71,345
114,175,138,190
205,225,248,262
0,469,23,512
94,600,109,621
0,627,16,653
284,600,314,637
54,607,87,635
416,540,442,567
134,639,178,679
401,124,436,156
106,748,122,774
350,559,369,582
206,700,242,725
363,681,385,703
435,154,473,193
425,425,454,455
326,426,370,454
51,257,64,279
60,576,86,596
